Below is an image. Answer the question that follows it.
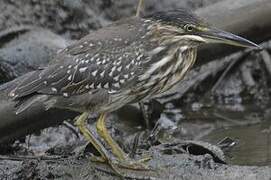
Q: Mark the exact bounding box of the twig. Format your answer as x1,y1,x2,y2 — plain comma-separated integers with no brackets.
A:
260,50,271,76
211,58,238,92
63,121,80,138
0,25,37,47
0,155,66,161
240,60,255,87
211,51,252,93
139,102,150,129
136,0,144,17
213,112,246,126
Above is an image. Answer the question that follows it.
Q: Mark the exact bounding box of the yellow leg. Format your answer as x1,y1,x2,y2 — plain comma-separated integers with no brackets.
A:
96,113,127,161
75,112,124,176
75,112,110,159
96,113,150,170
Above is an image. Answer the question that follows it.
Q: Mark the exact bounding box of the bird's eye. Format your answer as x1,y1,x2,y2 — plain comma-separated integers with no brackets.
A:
184,24,195,32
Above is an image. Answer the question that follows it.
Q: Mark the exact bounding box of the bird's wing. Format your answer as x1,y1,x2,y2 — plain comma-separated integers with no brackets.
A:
9,18,150,99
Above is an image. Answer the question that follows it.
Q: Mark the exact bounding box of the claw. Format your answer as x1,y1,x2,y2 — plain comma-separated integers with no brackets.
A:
115,156,151,170
137,156,151,163
90,156,106,163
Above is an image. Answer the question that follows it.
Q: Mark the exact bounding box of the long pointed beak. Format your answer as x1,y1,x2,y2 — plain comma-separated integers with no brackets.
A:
201,28,262,49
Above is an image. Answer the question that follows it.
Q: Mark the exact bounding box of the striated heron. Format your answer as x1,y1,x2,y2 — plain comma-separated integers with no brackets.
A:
9,8,260,174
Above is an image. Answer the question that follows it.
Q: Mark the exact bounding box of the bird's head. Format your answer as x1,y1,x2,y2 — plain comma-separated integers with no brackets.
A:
145,8,260,49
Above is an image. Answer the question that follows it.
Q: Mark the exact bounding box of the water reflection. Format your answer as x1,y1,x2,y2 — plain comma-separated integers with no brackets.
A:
203,120,271,166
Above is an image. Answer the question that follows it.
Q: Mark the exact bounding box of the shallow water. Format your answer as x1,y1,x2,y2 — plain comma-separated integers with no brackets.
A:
200,105,271,166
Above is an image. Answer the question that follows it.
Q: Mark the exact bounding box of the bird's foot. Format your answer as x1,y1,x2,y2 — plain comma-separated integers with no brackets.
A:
112,156,151,171
90,154,151,171
114,155,151,170
89,155,106,163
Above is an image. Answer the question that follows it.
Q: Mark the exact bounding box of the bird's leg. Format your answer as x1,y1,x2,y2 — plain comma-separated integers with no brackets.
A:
74,112,122,174
75,112,107,158
96,113,127,160
96,113,150,170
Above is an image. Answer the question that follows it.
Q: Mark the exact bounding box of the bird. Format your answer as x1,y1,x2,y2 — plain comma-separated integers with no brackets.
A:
8,8,260,174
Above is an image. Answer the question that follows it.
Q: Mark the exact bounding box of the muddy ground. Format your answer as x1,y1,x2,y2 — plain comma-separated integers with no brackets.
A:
0,0,270,179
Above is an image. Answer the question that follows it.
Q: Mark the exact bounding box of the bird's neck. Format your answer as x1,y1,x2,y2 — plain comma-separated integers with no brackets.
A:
138,43,197,97
153,45,197,92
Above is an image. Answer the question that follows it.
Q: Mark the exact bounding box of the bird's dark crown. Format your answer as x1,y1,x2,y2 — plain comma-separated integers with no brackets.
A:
144,8,208,30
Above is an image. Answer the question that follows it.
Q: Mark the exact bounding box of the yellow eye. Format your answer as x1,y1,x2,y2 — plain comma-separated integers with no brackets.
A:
184,24,195,32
